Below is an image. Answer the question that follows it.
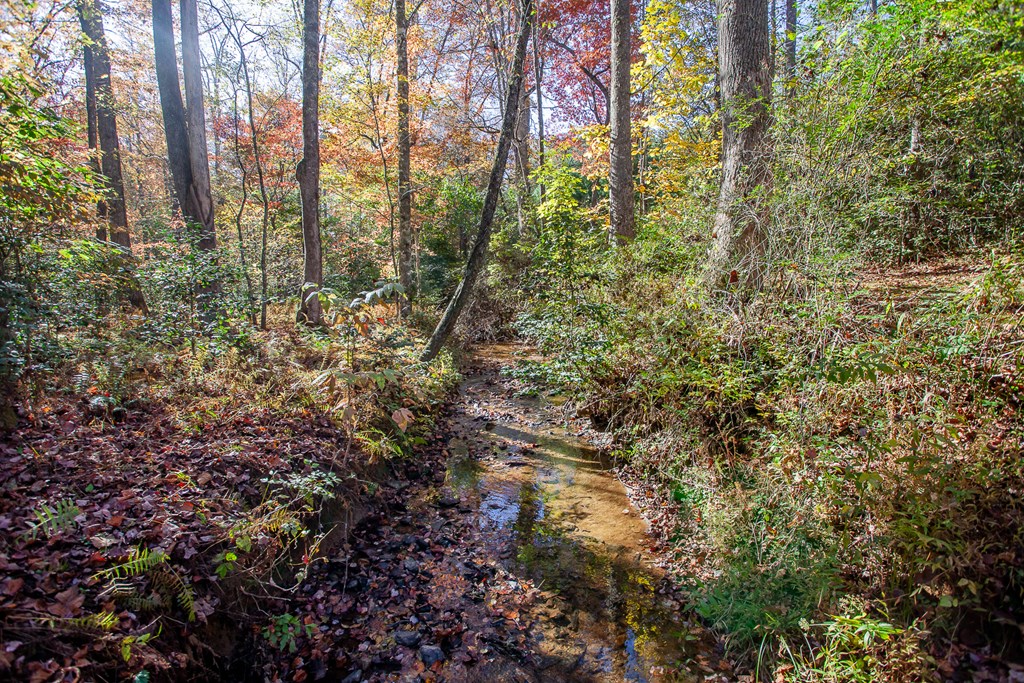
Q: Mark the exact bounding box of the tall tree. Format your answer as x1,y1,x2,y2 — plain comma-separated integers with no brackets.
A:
512,87,532,236
79,15,104,241
296,0,323,324
420,0,534,362
152,0,192,216
784,0,796,83
79,0,147,311
608,0,634,242
152,0,216,252
179,0,216,254
78,0,129,246
533,11,546,208
706,0,772,288
396,0,414,312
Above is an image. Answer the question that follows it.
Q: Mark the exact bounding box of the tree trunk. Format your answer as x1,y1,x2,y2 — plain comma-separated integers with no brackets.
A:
396,0,414,312
81,25,106,241
532,12,546,211
608,0,635,243
180,0,216,251
297,0,323,325
420,0,534,362
784,0,796,86
152,0,192,218
706,0,772,289
79,0,147,312
512,87,532,237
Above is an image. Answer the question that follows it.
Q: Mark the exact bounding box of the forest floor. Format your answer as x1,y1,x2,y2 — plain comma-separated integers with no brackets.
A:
263,344,730,683
0,340,728,683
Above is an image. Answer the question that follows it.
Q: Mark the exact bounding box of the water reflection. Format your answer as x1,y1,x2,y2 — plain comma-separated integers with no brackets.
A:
445,369,696,682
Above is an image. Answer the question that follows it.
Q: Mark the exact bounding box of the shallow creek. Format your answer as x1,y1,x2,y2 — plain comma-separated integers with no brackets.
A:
443,344,711,682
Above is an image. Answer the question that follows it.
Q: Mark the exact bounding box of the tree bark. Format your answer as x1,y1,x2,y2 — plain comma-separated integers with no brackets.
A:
784,0,796,86
79,0,147,312
152,0,192,218
180,0,216,251
512,87,532,236
608,0,635,243
706,0,772,289
80,24,105,241
420,0,534,362
396,0,414,312
532,11,546,210
79,0,129,246
297,0,323,325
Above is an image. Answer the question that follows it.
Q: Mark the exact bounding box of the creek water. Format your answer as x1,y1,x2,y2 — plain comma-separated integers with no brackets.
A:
443,345,709,682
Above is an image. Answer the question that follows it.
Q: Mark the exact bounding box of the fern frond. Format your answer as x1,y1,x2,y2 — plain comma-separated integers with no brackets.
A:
97,578,137,600
92,547,167,582
153,566,195,622
24,499,80,540
53,610,118,632
121,592,164,614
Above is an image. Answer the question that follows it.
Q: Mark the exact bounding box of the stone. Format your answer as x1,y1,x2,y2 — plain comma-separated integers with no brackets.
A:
394,630,421,647
419,645,445,666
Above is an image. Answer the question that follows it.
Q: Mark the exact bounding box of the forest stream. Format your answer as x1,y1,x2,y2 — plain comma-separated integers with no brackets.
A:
279,343,728,683
422,344,723,682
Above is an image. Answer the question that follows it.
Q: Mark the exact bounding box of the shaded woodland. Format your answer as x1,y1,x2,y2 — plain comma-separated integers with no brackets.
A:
0,0,1022,679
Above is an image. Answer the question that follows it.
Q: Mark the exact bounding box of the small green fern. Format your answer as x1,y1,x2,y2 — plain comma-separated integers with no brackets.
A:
97,578,164,615
94,548,195,621
92,547,167,582
54,610,118,632
24,499,80,540
153,566,196,622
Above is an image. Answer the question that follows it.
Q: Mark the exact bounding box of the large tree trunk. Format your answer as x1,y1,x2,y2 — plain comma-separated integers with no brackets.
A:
80,23,106,241
396,0,414,312
297,0,323,325
180,0,216,251
152,0,192,217
608,0,635,243
420,0,534,362
153,0,218,312
79,0,147,312
706,0,772,289
79,0,129,246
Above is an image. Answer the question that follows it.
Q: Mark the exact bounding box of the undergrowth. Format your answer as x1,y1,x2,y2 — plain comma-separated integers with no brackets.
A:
2,300,458,680
506,220,1023,679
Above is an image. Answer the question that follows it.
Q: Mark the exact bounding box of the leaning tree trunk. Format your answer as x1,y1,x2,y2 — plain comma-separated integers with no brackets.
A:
296,0,323,325
608,0,635,243
79,0,147,312
420,0,534,362
396,0,414,313
706,0,772,289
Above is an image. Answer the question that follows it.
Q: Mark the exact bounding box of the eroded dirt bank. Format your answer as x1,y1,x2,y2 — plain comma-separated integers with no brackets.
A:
266,344,728,682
